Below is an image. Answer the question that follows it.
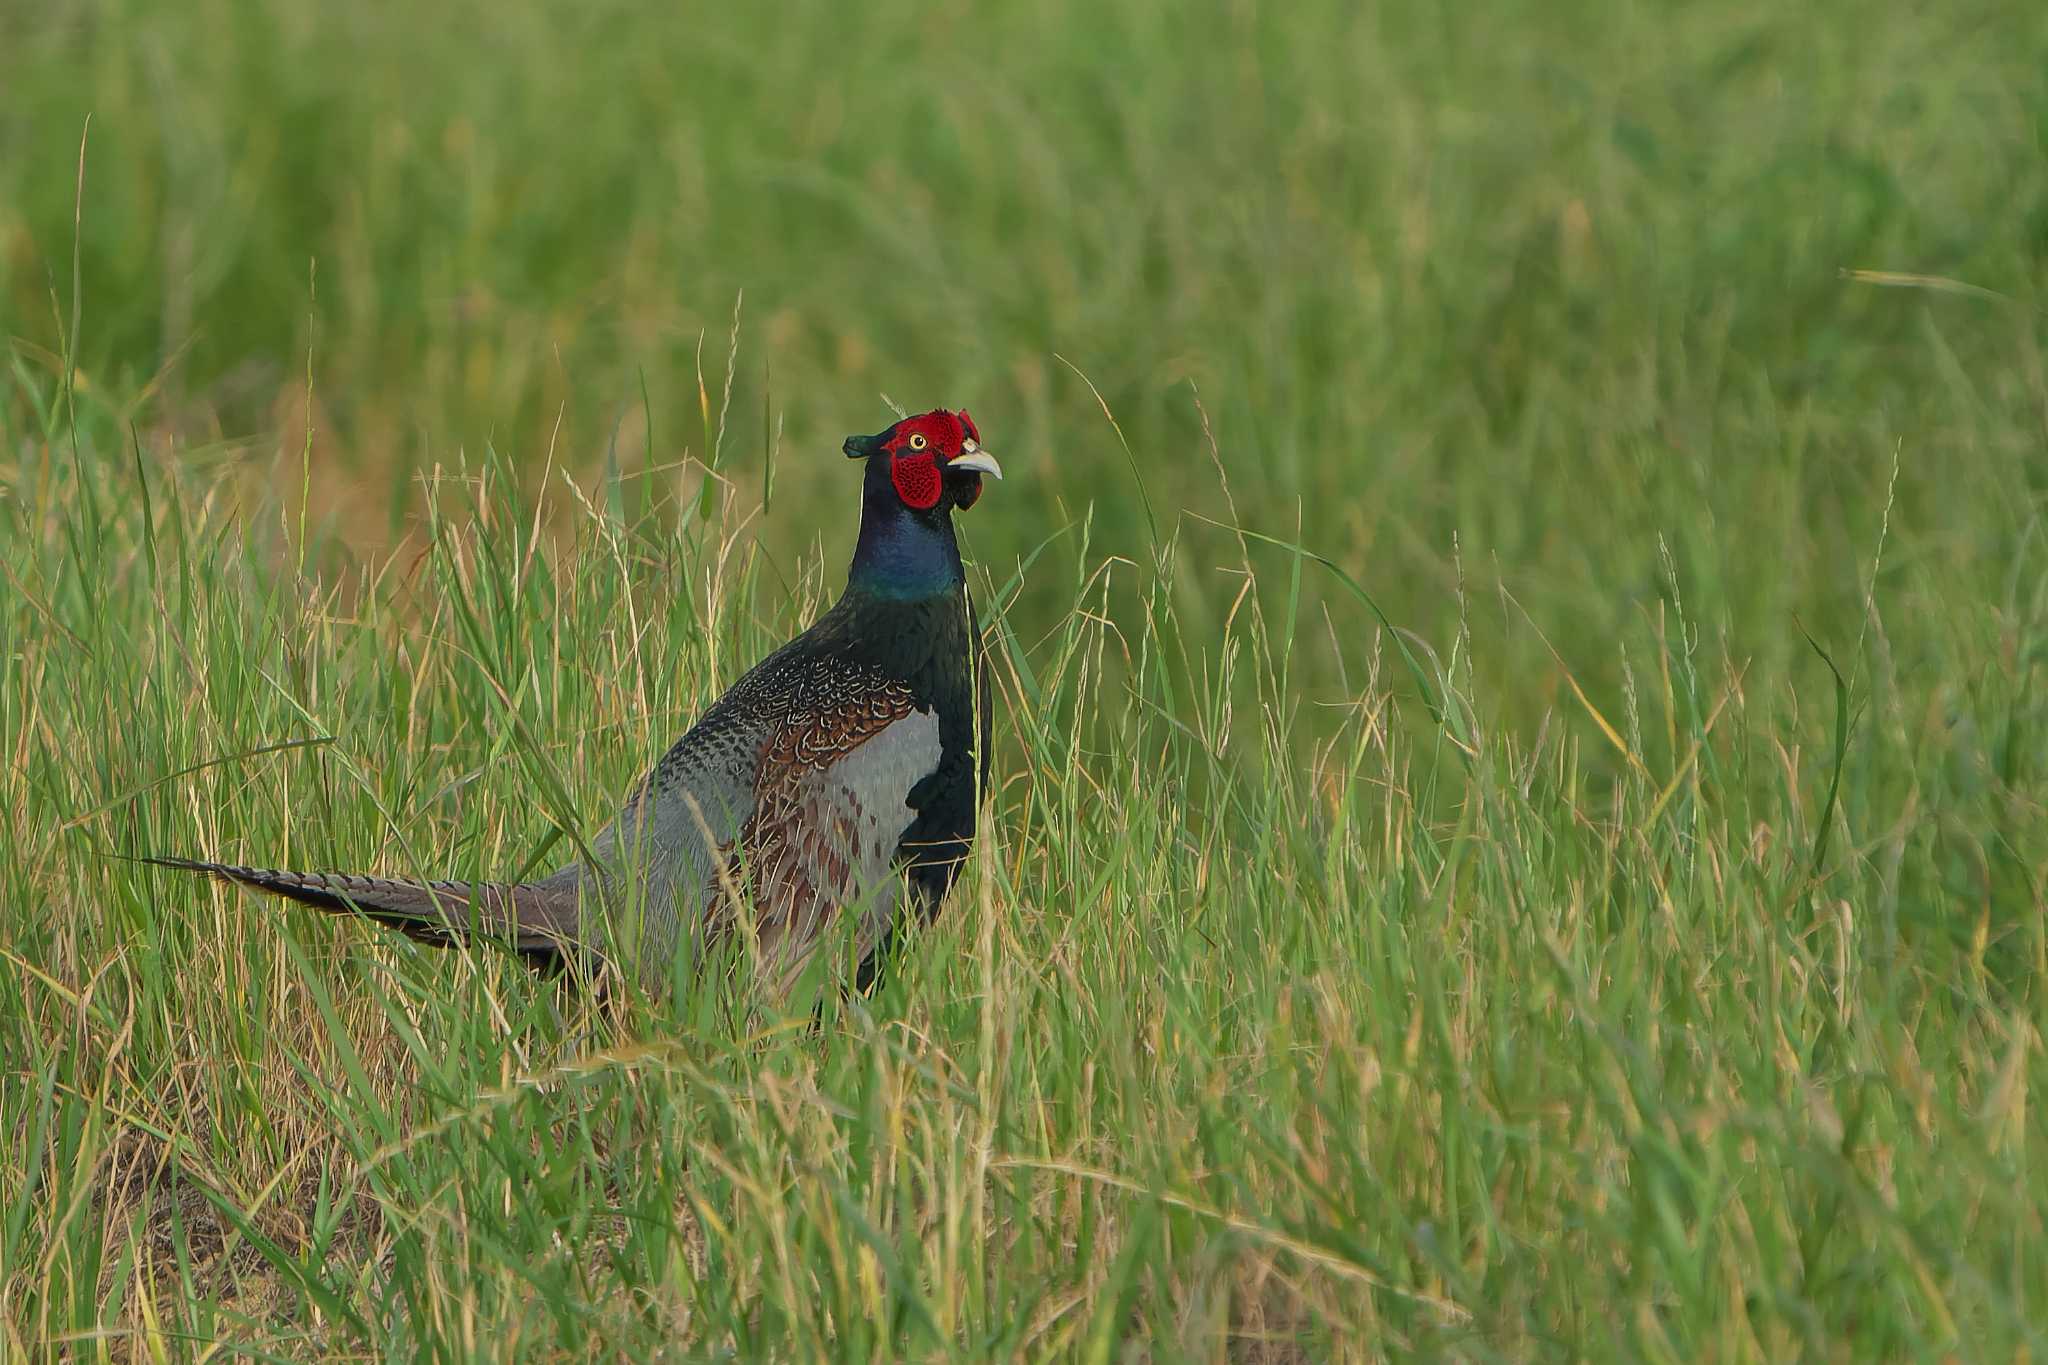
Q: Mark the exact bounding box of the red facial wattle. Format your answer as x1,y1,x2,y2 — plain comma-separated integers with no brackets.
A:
879,410,974,510
891,451,943,509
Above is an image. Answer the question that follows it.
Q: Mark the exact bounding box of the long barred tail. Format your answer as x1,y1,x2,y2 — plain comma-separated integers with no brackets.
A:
140,856,586,968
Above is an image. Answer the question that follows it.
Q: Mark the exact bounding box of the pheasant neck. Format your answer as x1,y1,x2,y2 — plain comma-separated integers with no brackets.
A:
846,463,965,601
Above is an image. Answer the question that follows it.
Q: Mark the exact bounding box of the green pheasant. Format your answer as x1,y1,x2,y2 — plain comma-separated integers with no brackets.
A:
150,408,1000,996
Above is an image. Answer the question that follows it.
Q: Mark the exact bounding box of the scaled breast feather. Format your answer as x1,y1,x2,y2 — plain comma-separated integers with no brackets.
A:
726,683,942,965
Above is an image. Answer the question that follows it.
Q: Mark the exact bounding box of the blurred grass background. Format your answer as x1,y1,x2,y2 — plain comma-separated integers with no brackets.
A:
6,0,2041,681
4,0,2048,1357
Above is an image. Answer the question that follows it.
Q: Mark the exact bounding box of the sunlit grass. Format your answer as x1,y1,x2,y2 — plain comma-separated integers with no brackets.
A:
5,345,2044,1356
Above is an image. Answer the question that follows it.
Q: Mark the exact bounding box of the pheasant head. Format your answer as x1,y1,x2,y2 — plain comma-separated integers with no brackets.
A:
842,408,1001,599
843,409,1002,514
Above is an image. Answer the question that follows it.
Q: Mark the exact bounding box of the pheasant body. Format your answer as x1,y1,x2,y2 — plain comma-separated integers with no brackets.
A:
151,409,999,998
583,576,988,989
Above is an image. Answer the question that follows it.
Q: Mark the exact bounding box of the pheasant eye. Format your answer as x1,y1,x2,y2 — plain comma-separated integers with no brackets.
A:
909,433,929,451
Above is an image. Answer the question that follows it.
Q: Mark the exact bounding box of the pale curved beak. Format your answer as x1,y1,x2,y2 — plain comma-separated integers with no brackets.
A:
949,441,1002,479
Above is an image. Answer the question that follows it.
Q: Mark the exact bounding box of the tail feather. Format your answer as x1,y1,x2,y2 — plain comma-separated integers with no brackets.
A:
141,856,586,968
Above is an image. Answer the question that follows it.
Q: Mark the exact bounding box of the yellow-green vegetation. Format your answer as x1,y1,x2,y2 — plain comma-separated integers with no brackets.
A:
4,0,2046,1357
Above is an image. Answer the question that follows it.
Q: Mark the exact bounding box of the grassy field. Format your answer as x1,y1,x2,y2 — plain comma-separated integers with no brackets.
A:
4,0,2047,1357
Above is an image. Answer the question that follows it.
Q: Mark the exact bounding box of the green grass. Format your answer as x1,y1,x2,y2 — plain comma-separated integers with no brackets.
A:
3,0,2047,1357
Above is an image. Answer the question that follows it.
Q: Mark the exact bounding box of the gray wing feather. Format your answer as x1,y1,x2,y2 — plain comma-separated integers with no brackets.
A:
578,687,769,981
